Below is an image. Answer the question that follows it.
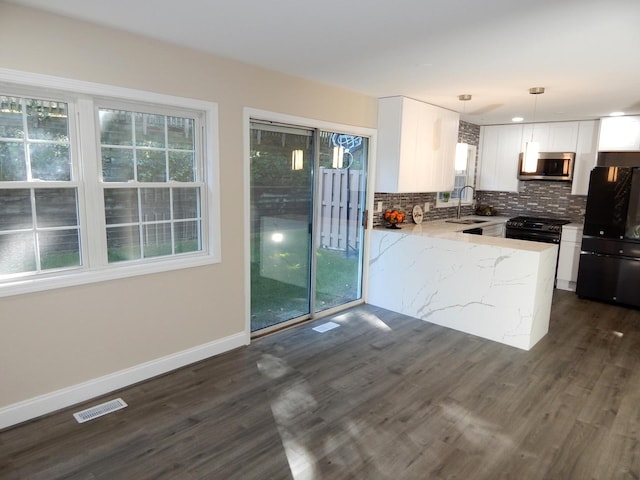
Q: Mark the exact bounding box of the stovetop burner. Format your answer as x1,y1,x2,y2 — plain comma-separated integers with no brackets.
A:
508,215,571,226
506,216,571,234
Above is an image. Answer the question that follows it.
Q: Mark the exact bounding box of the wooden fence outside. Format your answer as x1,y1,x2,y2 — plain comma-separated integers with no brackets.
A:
317,167,363,254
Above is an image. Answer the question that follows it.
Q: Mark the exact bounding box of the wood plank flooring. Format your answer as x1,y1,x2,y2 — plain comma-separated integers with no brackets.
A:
2,290,640,479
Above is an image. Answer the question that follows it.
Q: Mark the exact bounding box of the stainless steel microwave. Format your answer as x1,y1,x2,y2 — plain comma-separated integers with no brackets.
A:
518,151,575,181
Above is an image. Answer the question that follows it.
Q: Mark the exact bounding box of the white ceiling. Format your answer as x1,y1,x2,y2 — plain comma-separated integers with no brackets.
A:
6,0,640,125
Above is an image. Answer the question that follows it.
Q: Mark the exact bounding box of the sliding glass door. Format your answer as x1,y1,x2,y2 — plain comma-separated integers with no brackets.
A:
314,132,367,312
250,122,368,332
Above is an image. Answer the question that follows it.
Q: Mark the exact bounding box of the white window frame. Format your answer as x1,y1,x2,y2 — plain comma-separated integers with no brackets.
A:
436,144,477,208
0,68,221,298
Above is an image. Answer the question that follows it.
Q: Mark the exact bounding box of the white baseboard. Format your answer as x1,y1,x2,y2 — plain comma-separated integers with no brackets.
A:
0,331,249,430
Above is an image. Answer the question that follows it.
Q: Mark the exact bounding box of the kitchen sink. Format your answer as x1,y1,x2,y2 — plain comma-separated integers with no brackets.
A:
445,219,486,224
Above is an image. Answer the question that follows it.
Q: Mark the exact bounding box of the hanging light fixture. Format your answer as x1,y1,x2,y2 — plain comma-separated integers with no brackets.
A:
455,94,471,171
291,149,304,171
522,87,545,173
332,146,344,169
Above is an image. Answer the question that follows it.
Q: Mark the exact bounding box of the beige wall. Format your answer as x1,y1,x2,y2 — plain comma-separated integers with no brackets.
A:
0,4,377,411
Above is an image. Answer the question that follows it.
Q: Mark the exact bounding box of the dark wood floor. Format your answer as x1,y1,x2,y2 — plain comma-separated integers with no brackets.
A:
2,290,640,479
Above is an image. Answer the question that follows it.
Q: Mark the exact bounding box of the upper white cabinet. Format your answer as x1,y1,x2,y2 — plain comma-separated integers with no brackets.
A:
477,124,523,192
478,120,596,194
376,96,459,193
521,121,580,152
598,116,640,151
571,120,599,195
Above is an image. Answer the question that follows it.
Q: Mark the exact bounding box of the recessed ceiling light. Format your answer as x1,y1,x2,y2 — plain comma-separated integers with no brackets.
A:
512,117,524,122
609,111,625,117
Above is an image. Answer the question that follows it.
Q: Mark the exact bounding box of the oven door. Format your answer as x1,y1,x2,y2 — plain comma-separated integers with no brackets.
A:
505,229,559,244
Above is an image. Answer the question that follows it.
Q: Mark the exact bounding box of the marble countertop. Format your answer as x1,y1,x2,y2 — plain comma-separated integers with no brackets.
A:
374,216,557,253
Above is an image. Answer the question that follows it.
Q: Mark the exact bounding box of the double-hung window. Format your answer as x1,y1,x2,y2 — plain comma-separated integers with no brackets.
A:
0,95,80,275
98,105,202,262
0,75,219,296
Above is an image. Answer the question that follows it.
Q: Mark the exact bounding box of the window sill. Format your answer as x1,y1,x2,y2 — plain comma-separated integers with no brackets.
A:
0,253,220,298
435,201,473,209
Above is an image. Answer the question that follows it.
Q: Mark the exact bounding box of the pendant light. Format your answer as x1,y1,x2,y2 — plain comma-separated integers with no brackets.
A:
522,87,545,173
455,94,471,171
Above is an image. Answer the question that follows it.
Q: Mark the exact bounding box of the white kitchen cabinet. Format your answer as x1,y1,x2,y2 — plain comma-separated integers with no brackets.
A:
571,120,599,195
479,121,595,195
376,96,459,193
521,121,580,152
481,221,505,237
598,116,640,151
477,124,523,192
556,224,583,291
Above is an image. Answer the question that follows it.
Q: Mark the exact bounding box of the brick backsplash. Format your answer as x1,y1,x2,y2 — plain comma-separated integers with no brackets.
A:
476,182,586,222
372,120,587,226
372,192,476,227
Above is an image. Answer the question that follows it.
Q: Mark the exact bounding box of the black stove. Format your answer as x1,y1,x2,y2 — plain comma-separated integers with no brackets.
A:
505,216,571,244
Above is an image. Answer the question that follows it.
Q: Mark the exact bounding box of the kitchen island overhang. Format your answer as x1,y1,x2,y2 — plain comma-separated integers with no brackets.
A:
367,224,558,351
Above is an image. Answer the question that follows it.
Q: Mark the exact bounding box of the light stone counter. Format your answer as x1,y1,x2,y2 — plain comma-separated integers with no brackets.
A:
367,217,557,350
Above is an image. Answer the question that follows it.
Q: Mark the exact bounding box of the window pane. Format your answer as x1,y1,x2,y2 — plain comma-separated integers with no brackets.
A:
104,188,139,224
102,147,134,182
0,141,27,181
99,106,204,265
175,220,200,253
106,225,140,262
38,229,80,270
29,143,71,181
167,117,194,150
143,223,172,258
34,188,78,227
100,109,133,146
26,100,68,142
169,151,195,181
0,189,32,230
0,97,24,139
141,188,170,221
0,232,36,274
137,150,166,182
135,113,165,148
173,187,200,219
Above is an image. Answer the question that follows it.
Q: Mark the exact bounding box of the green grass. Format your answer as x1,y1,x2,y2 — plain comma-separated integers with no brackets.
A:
251,247,360,331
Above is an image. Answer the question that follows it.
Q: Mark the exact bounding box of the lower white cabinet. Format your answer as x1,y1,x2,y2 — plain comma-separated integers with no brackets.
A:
556,224,583,291
482,221,505,237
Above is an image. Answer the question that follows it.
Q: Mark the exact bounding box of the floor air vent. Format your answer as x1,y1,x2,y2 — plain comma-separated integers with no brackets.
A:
73,398,128,423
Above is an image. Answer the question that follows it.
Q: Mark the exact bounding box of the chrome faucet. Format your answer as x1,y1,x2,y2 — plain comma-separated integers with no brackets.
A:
457,185,476,219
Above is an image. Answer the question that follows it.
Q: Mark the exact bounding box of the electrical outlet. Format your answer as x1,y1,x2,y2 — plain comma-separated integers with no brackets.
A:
424,202,430,212
377,201,383,213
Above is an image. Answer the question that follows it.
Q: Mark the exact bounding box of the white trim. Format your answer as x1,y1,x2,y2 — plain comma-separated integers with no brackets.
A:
0,68,221,297
0,331,249,430
0,68,215,112
245,108,376,137
0,254,220,298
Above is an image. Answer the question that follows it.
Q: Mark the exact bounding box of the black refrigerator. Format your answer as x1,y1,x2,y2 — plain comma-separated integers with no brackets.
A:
576,166,640,307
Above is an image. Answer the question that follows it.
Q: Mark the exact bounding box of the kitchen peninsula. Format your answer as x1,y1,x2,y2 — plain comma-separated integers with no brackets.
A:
368,218,558,350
